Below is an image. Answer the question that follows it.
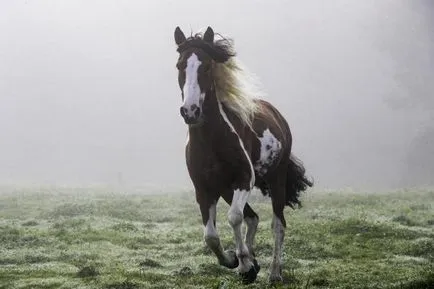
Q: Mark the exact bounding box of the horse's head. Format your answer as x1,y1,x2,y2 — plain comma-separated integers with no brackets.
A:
174,26,233,125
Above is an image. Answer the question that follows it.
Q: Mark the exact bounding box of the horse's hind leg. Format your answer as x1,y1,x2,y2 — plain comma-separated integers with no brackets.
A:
268,172,287,283
197,195,238,269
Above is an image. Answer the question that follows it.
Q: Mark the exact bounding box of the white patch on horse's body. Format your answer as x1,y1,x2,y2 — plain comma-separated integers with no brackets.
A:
254,128,282,177
185,131,190,146
217,101,255,188
182,53,205,118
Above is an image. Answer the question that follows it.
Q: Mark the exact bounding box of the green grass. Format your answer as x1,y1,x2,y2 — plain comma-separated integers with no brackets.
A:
0,187,433,288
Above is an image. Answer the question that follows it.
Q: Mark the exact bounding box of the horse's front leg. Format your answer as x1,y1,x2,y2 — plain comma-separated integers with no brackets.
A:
221,192,260,274
198,196,238,269
227,187,258,283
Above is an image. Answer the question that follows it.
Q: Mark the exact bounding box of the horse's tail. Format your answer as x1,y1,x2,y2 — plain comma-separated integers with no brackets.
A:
285,153,313,208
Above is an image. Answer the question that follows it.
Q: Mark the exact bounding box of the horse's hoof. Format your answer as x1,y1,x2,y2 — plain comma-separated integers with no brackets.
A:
220,250,239,269
240,264,258,284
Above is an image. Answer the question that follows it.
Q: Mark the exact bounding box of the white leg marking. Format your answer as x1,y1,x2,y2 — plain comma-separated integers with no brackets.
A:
270,214,284,282
228,189,250,227
204,203,237,267
228,189,253,273
182,53,205,118
204,204,218,239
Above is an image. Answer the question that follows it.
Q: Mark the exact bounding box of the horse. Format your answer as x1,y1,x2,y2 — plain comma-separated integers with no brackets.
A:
173,26,313,284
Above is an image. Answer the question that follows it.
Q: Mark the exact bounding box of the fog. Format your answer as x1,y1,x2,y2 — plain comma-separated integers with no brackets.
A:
1,0,433,190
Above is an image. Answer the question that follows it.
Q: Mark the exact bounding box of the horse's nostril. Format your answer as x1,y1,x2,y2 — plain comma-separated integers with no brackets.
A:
180,107,187,118
194,107,201,118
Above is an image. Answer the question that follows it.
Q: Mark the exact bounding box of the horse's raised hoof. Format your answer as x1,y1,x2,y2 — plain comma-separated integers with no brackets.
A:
240,264,258,284
219,250,239,269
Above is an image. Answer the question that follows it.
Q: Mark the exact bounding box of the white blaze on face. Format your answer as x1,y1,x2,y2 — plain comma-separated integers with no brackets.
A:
182,53,205,118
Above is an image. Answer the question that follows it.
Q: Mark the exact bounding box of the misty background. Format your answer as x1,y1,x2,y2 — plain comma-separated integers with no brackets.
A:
0,0,433,190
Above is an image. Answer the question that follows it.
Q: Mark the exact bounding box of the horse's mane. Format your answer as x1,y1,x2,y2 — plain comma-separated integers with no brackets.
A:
178,29,266,128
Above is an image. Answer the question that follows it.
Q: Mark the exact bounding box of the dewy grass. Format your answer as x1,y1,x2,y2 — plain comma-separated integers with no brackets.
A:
0,187,433,289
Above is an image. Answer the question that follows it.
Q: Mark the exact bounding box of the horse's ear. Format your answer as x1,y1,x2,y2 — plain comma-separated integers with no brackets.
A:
174,26,186,46
203,26,214,44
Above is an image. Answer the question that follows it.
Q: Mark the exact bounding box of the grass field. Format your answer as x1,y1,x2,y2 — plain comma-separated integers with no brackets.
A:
0,186,433,289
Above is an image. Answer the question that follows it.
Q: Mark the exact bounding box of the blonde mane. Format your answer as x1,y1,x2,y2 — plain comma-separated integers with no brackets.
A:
214,55,266,128
193,29,266,128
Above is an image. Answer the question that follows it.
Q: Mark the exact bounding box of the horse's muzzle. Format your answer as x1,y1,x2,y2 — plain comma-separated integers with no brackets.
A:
180,104,201,125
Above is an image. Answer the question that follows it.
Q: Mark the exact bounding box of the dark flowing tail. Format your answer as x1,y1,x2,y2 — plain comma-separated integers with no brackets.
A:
285,154,313,208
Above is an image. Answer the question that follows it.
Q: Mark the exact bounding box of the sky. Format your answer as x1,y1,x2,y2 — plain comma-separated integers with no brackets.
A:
0,0,433,190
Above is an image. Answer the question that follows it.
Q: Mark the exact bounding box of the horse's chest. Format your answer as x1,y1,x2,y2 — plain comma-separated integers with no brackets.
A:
186,143,225,179
253,128,282,177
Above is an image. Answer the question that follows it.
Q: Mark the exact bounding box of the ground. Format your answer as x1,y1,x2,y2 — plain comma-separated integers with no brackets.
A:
0,187,433,289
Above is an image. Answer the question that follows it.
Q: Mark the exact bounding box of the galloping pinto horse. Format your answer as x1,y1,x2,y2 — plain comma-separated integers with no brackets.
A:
173,26,313,284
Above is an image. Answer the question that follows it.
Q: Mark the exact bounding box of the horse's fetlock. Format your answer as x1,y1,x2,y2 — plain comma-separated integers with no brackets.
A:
236,244,251,260
204,234,219,248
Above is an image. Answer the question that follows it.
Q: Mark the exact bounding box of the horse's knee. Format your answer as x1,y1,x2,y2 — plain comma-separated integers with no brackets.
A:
228,208,243,228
